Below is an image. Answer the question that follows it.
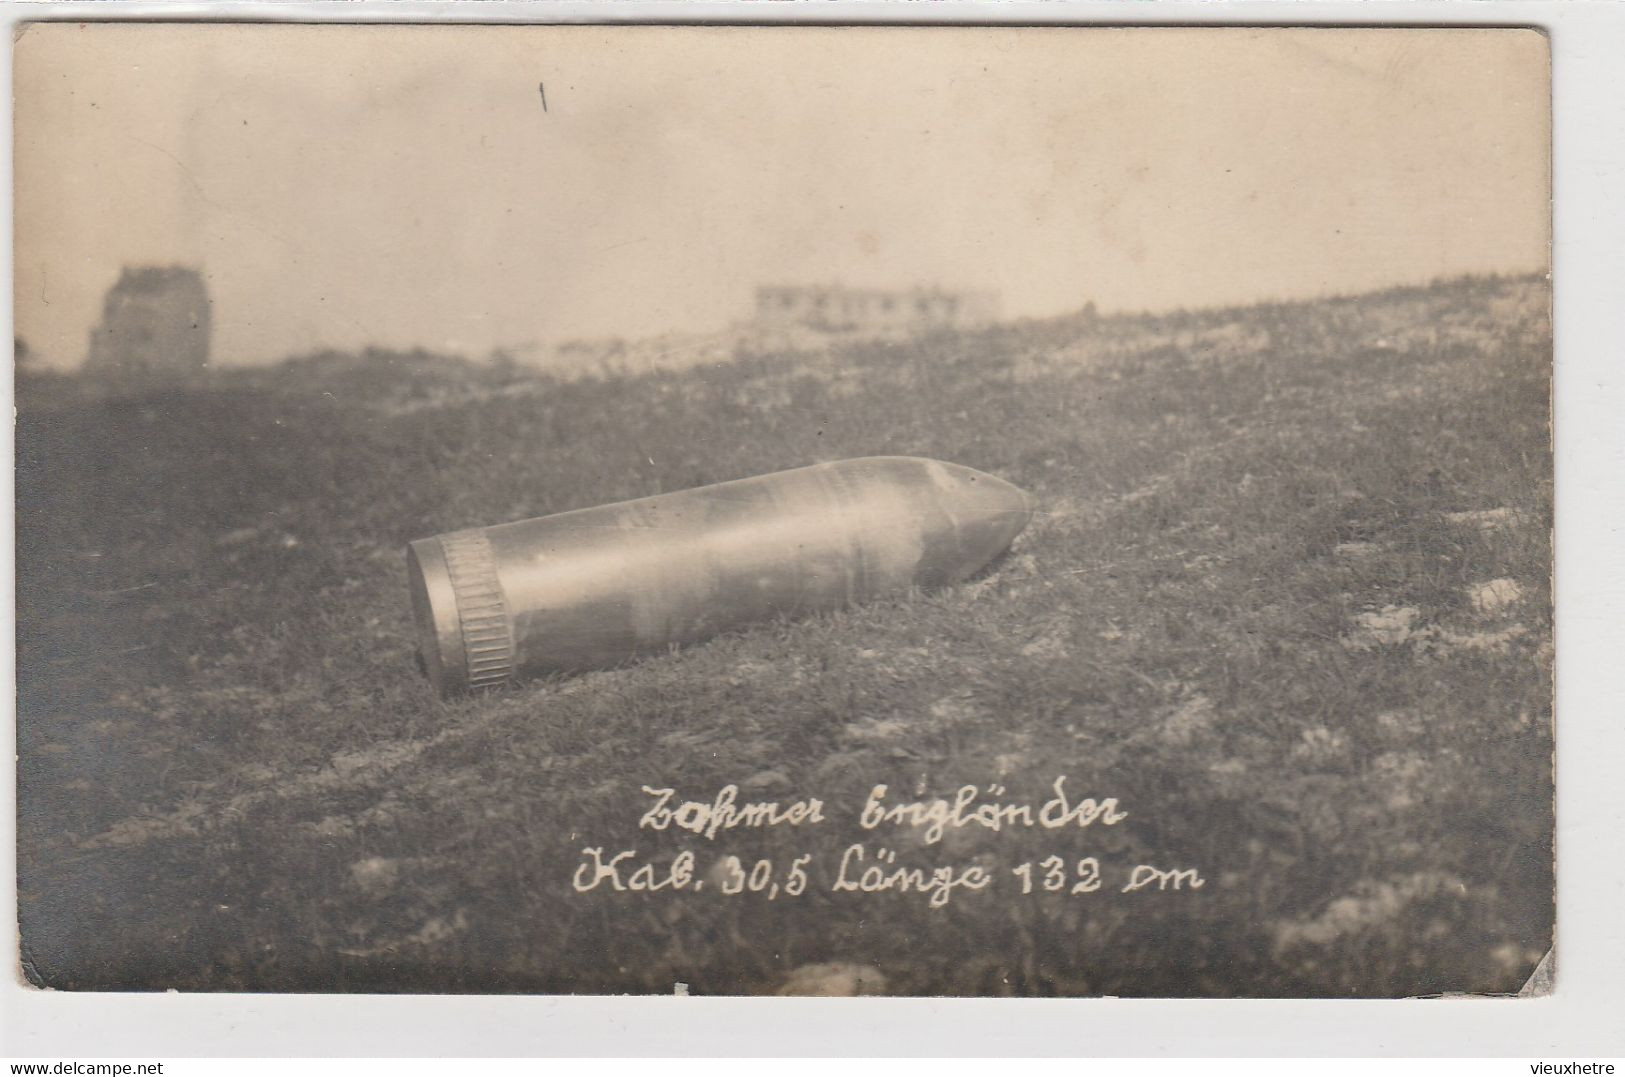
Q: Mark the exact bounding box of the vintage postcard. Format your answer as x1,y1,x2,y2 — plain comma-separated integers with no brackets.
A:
14,24,1552,996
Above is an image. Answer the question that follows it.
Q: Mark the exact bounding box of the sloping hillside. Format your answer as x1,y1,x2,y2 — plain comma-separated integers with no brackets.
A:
16,274,1552,996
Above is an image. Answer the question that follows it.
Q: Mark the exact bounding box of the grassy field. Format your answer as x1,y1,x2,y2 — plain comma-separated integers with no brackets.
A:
16,274,1553,996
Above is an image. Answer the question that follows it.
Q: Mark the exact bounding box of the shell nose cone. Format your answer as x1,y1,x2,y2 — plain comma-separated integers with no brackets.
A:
929,459,1039,537
904,459,1038,586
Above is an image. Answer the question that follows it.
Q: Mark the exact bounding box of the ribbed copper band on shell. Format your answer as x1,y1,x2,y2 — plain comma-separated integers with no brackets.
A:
438,529,516,689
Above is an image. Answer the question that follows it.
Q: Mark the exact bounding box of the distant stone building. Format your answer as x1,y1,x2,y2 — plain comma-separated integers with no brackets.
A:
539,285,1005,378
85,266,212,379
753,285,999,335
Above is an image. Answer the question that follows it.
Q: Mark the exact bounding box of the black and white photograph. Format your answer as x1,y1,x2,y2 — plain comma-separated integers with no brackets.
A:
14,24,1553,998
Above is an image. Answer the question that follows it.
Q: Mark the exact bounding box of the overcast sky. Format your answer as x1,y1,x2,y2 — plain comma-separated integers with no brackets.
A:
14,25,1549,369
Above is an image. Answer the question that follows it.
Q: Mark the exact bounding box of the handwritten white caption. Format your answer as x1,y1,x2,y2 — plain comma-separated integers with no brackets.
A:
571,777,1204,907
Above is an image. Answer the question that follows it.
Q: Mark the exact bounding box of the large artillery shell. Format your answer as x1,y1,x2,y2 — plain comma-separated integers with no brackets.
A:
406,456,1036,697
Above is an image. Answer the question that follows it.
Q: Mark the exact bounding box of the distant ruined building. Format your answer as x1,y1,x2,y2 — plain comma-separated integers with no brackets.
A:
546,284,1004,378
753,285,999,335
85,266,212,380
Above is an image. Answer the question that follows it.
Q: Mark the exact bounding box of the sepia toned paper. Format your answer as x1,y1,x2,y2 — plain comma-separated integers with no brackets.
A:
14,24,1552,996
